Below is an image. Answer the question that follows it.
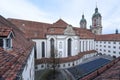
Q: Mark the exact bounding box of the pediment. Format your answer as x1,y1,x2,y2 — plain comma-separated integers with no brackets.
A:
64,25,76,35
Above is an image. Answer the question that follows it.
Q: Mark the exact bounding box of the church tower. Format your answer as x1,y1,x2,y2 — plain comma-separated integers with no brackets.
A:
90,7,102,35
80,14,87,29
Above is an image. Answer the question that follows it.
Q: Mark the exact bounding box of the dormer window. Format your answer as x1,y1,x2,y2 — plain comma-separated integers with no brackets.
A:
0,27,14,50
6,38,11,49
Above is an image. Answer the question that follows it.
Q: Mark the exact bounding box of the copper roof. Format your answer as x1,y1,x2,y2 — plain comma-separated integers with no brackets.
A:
0,15,35,79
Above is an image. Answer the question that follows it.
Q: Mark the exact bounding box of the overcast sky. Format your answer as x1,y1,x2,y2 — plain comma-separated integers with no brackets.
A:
0,0,120,34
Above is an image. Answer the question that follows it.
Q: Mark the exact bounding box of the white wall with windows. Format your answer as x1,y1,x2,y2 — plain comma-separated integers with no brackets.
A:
79,39,95,52
22,47,35,80
32,39,47,59
32,35,95,59
95,41,120,57
36,52,97,70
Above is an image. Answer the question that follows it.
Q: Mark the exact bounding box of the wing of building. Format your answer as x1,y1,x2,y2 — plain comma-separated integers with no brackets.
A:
0,15,35,80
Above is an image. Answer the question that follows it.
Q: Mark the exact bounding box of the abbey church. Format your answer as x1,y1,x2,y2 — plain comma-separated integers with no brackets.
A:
0,7,120,80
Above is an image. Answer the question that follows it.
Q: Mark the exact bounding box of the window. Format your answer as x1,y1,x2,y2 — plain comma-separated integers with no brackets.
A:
6,39,11,48
0,39,3,47
104,41,106,44
100,49,102,51
113,51,116,54
104,50,106,52
68,63,70,66
41,65,44,68
113,46,116,49
108,50,110,52
63,64,65,67
80,41,81,52
113,42,116,44
104,45,106,47
42,42,45,57
34,46,37,59
68,38,72,56
83,41,84,51
58,64,60,67
86,41,87,50
108,46,111,48
108,42,111,44
50,38,55,57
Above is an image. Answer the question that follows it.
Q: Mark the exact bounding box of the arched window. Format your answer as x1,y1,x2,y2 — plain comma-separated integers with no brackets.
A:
86,41,87,51
68,38,72,56
34,45,37,59
80,41,81,52
50,38,54,57
42,42,45,57
83,41,84,52
0,39,3,47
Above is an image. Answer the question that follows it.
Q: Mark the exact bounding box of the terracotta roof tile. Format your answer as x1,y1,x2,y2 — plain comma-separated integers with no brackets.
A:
0,15,35,79
94,57,120,80
95,34,120,41
0,26,12,37
52,19,68,27
8,18,95,39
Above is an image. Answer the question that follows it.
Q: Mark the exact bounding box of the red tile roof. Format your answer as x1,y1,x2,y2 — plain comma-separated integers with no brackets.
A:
95,34,120,41
8,18,95,39
0,15,34,79
0,26,12,37
52,19,68,27
94,57,120,80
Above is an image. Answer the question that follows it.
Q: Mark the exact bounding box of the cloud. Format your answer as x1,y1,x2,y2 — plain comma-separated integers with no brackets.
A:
0,0,52,23
0,0,120,34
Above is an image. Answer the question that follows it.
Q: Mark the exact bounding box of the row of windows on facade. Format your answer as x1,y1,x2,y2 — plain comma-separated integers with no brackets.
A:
34,38,94,58
96,41,120,44
40,61,79,68
0,38,12,49
96,48,120,54
96,45,120,49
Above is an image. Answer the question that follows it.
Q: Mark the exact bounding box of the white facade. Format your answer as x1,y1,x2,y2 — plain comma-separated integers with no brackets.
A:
22,47,35,80
33,35,95,59
33,33,97,70
95,41,120,57
36,52,97,70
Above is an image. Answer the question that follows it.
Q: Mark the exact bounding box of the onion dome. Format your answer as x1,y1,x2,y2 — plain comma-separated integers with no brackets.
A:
80,14,86,23
92,7,101,19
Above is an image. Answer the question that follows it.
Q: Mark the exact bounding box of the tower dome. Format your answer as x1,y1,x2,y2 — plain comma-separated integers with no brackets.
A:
80,14,87,29
92,7,101,19
80,14,86,23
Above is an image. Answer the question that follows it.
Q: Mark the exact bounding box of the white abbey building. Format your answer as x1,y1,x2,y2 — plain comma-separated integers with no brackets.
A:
8,7,120,70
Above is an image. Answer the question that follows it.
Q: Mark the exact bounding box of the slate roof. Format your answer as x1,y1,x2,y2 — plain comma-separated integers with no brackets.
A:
0,15,34,79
